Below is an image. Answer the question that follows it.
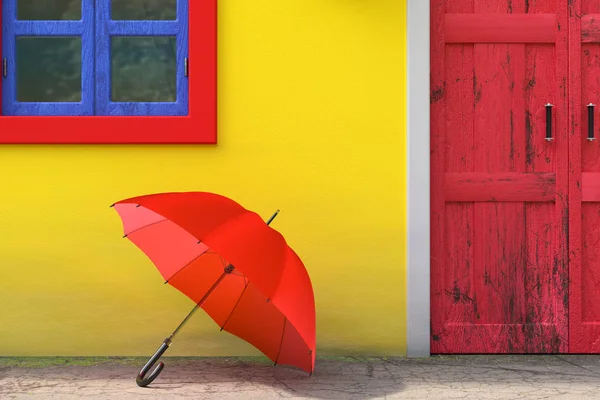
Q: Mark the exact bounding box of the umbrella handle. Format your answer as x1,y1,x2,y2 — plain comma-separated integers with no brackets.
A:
136,338,171,387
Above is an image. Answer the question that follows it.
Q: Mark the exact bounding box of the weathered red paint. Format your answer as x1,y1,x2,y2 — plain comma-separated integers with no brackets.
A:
445,14,556,44
581,173,600,201
445,172,556,202
568,0,600,353
581,14,600,43
431,0,569,353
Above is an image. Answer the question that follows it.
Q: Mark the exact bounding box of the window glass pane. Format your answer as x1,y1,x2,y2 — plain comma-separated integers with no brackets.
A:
111,37,177,102
111,0,176,20
16,37,82,102
17,0,81,20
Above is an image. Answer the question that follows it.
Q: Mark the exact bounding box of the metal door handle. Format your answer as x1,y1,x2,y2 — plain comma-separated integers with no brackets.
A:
588,103,596,141
545,103,553,142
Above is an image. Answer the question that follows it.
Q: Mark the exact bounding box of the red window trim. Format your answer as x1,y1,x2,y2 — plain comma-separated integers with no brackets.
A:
0,0,216,144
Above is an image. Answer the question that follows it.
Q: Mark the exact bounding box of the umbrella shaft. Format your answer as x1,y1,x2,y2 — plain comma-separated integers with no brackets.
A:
168,209,279,341
169,268,231,340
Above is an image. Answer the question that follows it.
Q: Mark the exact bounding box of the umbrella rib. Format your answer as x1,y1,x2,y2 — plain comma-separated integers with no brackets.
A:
220,280,249,331
123,218,168,238
164,248,210,284
274,317,287,366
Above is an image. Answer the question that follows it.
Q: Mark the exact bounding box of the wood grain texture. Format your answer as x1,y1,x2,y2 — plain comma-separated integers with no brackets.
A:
581,14,600,43
2,0,95,116
95,0,188,116
430,0,448,353
445,173,556,202
2,0,188,116
431,0,568,354
581,173,600,201
445,14,556,43
569,0,600,353
12,21,84,35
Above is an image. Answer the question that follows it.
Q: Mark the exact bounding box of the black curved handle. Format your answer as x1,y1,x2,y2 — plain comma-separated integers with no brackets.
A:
136,339,171,387
545,103,553,142
589,103,596,141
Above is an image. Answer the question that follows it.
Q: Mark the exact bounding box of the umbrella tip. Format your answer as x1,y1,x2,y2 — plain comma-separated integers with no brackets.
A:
122,234,128,238
110,203,115,208
266,210,280,226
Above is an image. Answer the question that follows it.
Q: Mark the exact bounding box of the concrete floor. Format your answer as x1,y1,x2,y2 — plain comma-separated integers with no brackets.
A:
1,355,600,399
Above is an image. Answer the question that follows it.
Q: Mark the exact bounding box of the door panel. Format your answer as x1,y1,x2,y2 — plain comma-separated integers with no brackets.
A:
431,0,569,353
569,0,600,353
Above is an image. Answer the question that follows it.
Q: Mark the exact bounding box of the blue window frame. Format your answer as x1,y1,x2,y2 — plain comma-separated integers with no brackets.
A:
1,0,189,116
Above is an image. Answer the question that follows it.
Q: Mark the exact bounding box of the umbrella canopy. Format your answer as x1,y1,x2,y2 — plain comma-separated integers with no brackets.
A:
112,192,316,385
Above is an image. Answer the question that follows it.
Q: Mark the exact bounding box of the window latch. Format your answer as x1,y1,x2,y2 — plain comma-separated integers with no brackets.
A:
184,57,189,78
2,58,6,78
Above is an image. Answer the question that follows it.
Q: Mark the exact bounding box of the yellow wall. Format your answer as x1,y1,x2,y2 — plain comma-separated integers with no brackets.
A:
0,0,406,357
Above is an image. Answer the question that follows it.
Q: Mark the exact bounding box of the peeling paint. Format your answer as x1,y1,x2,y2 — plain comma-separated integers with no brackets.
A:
431,0,569,355
525,110,534,165
430,86,445,103
473,73,482,107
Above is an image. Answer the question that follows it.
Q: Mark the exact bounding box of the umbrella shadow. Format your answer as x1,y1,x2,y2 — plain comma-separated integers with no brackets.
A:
150,357,405,399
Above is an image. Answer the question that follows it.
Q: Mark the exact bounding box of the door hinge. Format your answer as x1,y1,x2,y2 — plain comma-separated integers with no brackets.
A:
3,58,6,78
184,57,188,77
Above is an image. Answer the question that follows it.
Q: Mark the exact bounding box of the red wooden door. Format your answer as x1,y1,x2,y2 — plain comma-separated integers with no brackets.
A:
430,0,569,353
569,0,600,353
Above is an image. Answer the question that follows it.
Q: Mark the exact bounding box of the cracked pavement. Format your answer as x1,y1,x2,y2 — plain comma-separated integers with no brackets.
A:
1,355,600,399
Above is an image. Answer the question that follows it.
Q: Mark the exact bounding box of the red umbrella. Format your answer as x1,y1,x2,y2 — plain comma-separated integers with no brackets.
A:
111,192,316,387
